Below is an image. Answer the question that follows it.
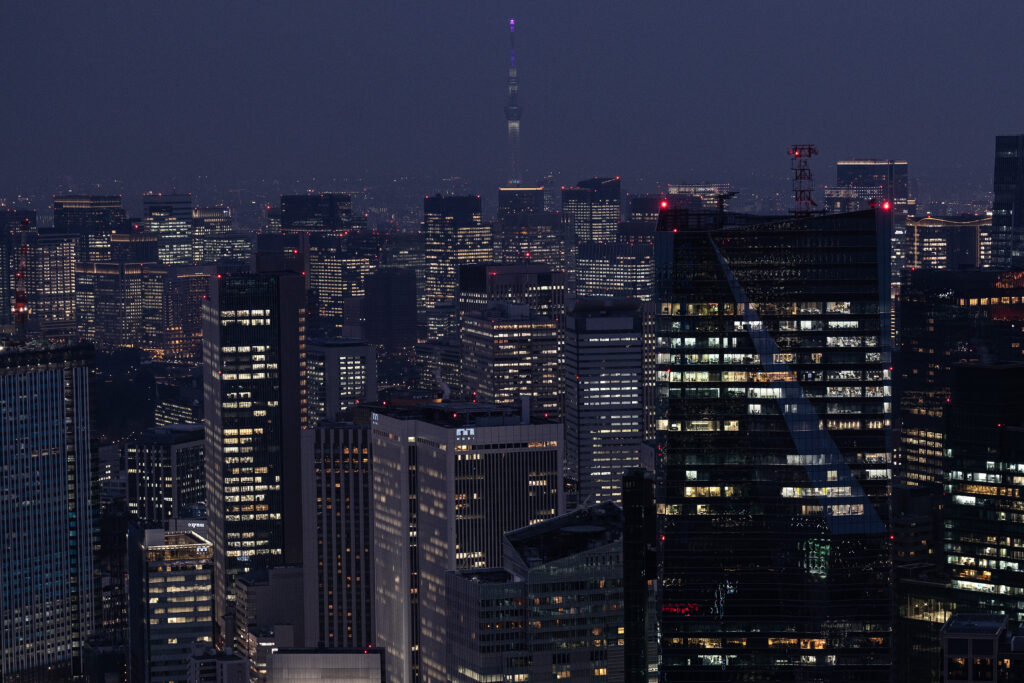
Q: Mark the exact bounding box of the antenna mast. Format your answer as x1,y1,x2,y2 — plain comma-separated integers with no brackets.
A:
789,144,819,217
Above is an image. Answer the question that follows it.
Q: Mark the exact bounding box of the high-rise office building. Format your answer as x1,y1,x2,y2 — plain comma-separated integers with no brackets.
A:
53,194,127,236
75,261,152,350
461,302,560,418
300,423,374,649
446,502,655,682
363,266,418,350
127,528,214,683
665,183,734,211
655,208,893,681
307,232,376,336
370,403,563,683
993,135,1024,269
145,193,194,266
152,265,217,363
306,338,377,425
26,231,78,341
53,194,127,261
906,214,993,270
279,193,352,233
203,267,306,641
192,206,233,264
565,299,644,505
896,269,1024,487
562,177,621,243
622,468,659,683
576,241,654,301
829,160,911,304
0,343,95,680
943,364,1024,620
497,186,544,224
125,424,206,527
422,195,491,340
458,262,566,324
232,566,308,680
110,231,159,262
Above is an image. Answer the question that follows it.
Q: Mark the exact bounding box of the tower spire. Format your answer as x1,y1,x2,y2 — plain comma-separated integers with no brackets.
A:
505,18,521,185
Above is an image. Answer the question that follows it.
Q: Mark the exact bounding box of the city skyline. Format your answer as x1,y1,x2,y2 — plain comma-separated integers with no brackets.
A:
1,2,1022,200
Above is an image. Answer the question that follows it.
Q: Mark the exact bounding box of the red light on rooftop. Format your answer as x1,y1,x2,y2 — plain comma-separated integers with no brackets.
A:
882,201,891,211
660,200,668,209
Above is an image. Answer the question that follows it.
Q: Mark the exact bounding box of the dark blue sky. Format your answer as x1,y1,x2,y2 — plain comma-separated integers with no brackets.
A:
2,1,1022,198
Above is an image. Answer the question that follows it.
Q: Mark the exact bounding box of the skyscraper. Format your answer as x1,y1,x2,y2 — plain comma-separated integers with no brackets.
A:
829,160,911,305
0,343,95,680
993,135,1024,269
943,364,1024,620
446,503,644,682
300,423,374,650
192,206,233,264
896,269,1024,487
127,528,214,683
26,231,78,341
145,193,194,266
306,337,377,424
53,194,126,236
905,214,993,270
505,18,520,185
307,232,376,336
422,195,491,340
562,177,621,243
280,192,352,233
461,301,560,418
576,241,654,301
565,299,644,505
53,194,127,261
655,208,893,681
125,424,206,527
370,403,562,683
202,266,306,641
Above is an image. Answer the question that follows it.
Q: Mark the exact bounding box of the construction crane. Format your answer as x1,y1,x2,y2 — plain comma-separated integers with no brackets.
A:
789,144,818,217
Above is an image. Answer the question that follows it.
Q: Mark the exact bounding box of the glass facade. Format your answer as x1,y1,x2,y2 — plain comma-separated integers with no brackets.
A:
655,208,893,681
202,270,306,640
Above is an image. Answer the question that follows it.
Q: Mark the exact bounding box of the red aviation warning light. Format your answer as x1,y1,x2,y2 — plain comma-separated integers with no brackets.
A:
788,144,819,217
660,200,668,209
882,201,891,211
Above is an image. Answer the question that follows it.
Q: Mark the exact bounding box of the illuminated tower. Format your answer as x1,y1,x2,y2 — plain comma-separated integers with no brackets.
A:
505,19,521,185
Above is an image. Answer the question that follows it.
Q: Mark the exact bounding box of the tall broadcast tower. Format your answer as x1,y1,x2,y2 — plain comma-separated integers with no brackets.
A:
505,18,521,185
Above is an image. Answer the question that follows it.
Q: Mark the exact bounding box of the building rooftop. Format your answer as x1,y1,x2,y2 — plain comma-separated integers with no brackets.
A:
369,401,546,428
455,567,516,584
506,502,622,568
942,613,1007,636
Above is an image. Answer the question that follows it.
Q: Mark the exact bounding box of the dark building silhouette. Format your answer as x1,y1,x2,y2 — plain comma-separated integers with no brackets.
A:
993,135,1024,269
896,269,1024,487
944,364,1024,619
280,192,352,233
202,265,306,642
655,208,893,681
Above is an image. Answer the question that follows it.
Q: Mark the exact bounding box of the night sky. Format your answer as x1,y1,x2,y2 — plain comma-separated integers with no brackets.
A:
3,1,1023,197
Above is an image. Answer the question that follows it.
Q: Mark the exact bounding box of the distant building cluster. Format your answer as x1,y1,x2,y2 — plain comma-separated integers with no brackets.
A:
4,29,1024,683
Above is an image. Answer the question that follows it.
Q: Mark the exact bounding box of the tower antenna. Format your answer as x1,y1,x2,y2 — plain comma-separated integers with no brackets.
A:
789,144,819,217
505,18,521,185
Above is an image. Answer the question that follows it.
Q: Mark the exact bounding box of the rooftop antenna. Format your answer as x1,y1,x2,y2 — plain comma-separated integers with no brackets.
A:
789,144,818,217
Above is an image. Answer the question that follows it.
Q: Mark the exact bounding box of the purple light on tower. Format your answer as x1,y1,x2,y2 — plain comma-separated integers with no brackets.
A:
504,18,521,185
